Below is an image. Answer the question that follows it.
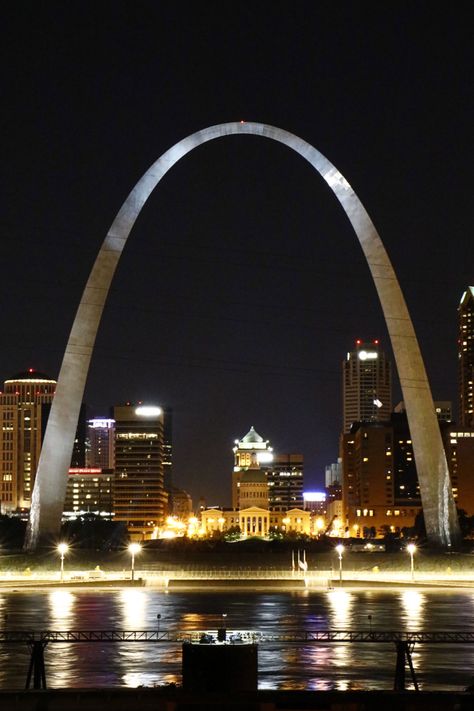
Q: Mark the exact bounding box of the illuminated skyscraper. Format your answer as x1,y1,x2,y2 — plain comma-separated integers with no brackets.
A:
343,340,392,433
86,418,115,469
459,287,474,428
113,403,166,538
0,369,56,512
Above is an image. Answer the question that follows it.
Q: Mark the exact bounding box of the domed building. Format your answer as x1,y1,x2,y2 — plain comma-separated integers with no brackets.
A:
200,427,310,538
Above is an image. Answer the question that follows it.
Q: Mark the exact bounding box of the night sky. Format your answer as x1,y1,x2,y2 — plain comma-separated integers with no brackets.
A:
2,2,473,506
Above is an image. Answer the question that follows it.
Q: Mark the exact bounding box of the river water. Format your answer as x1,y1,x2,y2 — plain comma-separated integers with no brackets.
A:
1,587,474,691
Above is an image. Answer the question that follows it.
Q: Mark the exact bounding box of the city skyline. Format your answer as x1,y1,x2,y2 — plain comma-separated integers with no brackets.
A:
2,3,473,505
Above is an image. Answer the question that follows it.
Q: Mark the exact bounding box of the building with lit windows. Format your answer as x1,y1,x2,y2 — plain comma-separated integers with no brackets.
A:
64,467,114,518
201,426,308,538
113,404,166,539
341,414,422,537
162,407,173,493
0,369,56,512
459,287,474,428
199,506,311,537
232,427,304,511
443,428,474,515
232,426,273,508
268,454,304,511
86,418,115,469
343,340,392,433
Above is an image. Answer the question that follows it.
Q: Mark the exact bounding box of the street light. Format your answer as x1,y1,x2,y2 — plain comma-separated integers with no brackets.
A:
335,544,344,586
57,543,69,582
407,543,416,582
128,542,142,581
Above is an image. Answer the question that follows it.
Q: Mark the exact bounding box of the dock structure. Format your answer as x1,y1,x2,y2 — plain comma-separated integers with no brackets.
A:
3,629,474,691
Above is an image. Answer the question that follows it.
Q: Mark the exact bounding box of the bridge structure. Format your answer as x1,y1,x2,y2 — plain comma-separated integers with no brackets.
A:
4,628,474,692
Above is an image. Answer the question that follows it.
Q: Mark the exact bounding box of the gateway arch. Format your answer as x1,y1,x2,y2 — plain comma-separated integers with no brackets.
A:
25,122,460,549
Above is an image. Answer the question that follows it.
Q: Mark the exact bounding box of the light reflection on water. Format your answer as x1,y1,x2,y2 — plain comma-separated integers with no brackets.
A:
0,588,474,691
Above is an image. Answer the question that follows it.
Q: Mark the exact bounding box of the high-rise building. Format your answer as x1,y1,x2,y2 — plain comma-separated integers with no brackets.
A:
459,287,474,428
0,369,56,512
341,416,421,537
343,340,392,433
86,418,115,469
113,403,166,538
64,467,114,518
443,427,474,515
267,454,304,511
162,407,173,493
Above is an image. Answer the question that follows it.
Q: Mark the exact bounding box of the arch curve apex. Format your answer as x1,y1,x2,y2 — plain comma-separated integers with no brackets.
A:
25,121,460,550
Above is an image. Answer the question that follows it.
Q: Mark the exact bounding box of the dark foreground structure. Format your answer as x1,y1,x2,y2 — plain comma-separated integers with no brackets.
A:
1,689,473,711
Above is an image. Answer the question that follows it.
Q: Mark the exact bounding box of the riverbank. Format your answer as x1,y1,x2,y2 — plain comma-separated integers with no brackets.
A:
0,574,473,592
1,542,474,591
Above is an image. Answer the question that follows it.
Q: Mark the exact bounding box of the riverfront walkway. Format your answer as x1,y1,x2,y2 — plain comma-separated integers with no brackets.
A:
2,567,474,588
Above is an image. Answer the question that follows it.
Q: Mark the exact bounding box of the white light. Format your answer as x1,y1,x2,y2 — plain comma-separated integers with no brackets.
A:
88,419,115,428
303,492,326,502
358,350,378,360
257,452,274,463
135,406,162,417
373,399,383,408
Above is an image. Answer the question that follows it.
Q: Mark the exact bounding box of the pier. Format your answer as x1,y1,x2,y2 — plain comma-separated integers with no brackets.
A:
2,628,474,691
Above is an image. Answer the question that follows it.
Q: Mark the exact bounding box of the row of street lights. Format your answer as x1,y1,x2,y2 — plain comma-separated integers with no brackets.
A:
56,542,142,582
334,543,418,585
56,540,418,584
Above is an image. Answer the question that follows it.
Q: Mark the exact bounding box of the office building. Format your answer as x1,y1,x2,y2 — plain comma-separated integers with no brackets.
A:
113,403,166,539
343,340,392,433
64,467,114,518
444,428,474,515
0,369,56,512
86,418,115,469
341,414,422,536
459,287,474,428
267,454,304,511
162,407,173,493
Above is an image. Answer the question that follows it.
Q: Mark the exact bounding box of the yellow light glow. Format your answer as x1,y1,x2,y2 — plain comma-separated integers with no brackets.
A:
57,543,69,556
128,542,142,555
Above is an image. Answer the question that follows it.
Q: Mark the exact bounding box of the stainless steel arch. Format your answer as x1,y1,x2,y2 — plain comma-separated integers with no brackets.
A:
25,122,460,549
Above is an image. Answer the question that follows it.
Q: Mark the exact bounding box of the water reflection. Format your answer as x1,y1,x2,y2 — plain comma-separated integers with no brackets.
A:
399,590,426,629
47,590,77,686
0,589,471,690
327,589,354,627
120,589,147,628
49,590,75,626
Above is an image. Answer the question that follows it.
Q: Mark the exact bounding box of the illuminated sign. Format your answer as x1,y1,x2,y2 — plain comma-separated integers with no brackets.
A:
69,468,102,475
358,350,378,361
88,419,115,428
303,492,326,502
135,406,162,417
